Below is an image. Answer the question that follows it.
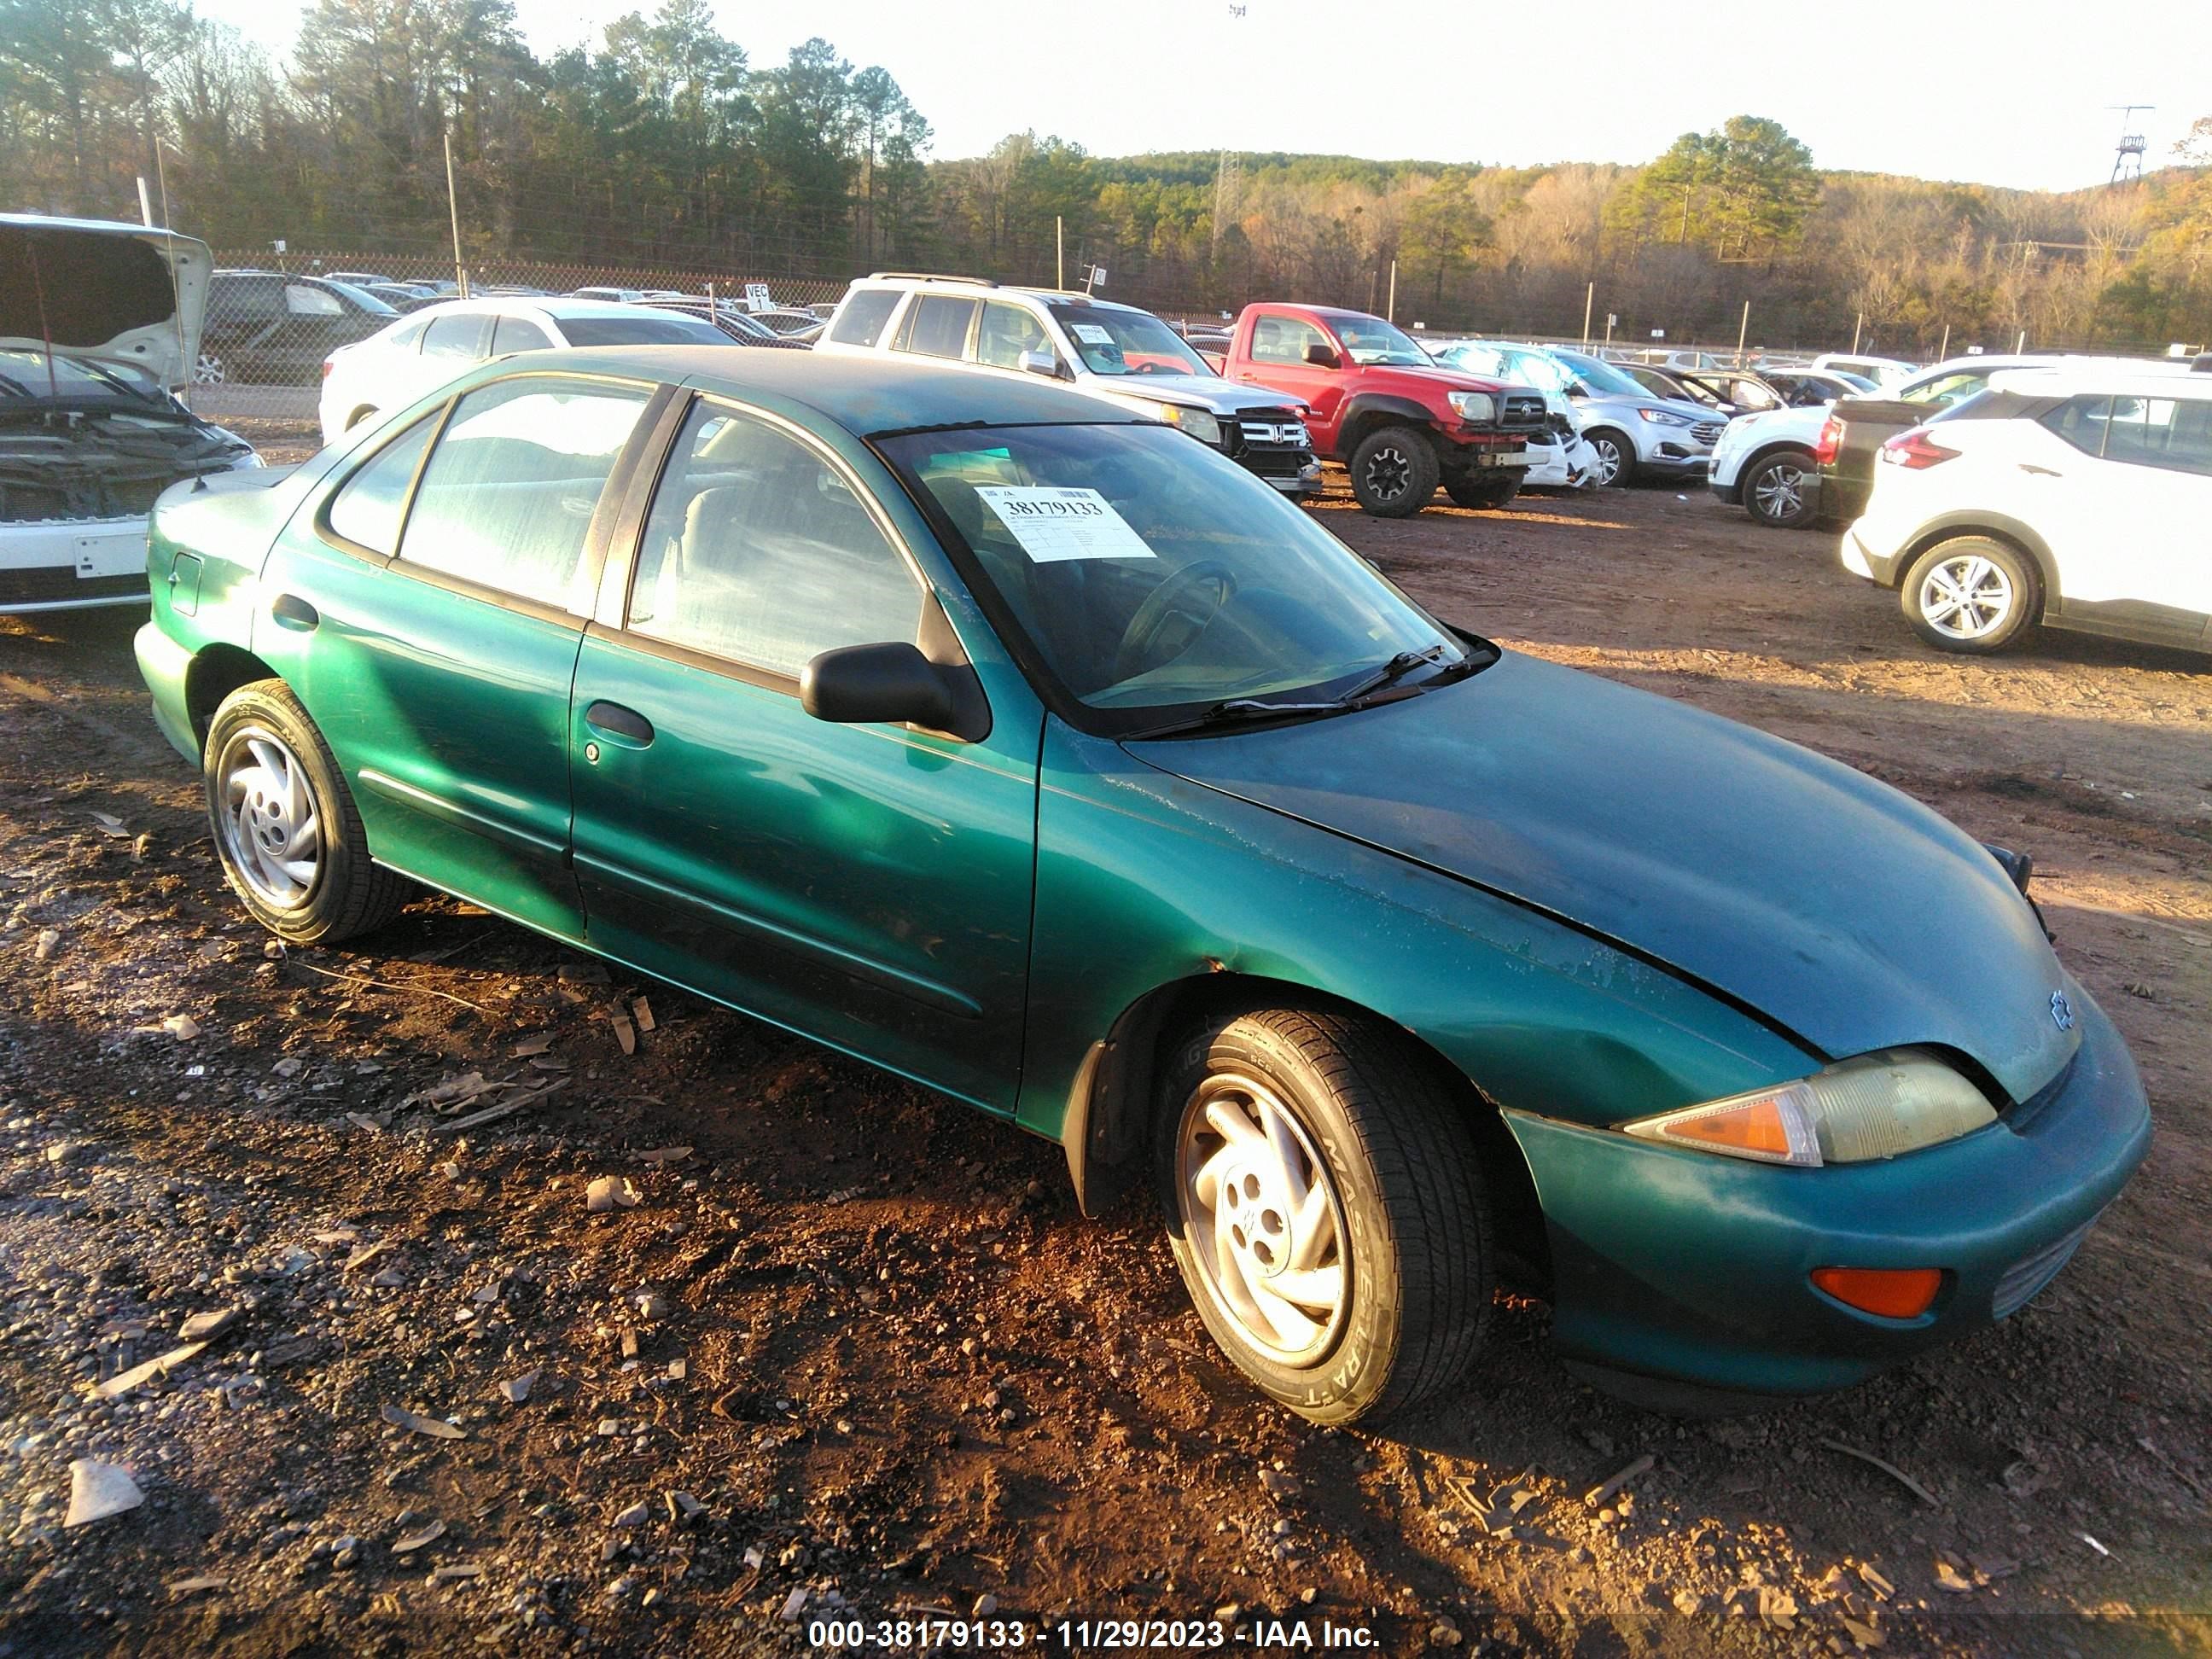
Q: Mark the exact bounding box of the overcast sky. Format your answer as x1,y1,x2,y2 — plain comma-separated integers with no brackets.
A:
198,0,2209,194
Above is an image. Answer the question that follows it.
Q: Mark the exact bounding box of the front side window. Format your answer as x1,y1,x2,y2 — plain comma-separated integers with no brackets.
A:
882,423,1464,726
830,288,900,348
395,375,650,610
326,414,438,556
626,400,923,678
1249,314,1331,366
1045,304,1211,377
899,295,978,359
2102,394,2212,476
977,300,1051,370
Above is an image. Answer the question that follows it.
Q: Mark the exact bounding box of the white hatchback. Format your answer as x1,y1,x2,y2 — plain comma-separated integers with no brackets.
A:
317,300,734,444
1842,364,2211,655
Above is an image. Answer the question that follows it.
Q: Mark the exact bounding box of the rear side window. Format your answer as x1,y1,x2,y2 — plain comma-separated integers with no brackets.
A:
423,312,489,360
285,282,342,317
326,415,438,556
492,316,553,354
387,317,431,352
1902,371,1987,409
829,288,900,348
396,376,651,610
898,295,978,359
626,400,923,679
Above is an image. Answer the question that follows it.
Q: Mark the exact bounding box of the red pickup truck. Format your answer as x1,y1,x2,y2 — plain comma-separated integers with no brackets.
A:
1212,304,1549,515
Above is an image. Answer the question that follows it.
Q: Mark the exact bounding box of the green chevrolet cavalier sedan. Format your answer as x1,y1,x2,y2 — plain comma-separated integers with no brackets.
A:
135,347,2150,1423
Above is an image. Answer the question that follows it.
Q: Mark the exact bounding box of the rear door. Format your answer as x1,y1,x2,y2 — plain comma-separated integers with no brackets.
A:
255,370,664,939
566,395,1040,1111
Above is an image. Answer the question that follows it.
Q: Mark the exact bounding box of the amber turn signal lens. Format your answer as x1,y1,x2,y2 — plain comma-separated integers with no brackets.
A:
1812,1266,1943,1319
1662,1097,1796,1157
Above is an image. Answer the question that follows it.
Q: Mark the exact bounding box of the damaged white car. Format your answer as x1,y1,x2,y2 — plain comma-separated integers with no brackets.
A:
2,214,260,614
1522,387,1601,490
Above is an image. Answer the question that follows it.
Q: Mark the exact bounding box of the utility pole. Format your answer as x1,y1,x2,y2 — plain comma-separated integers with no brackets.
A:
136,176,154,228
1056,218,1064,290
2016,329,2028,353
1386,259,1397,323
1581,282,1594,347
1937,322,1950,360
445,126,469,299
1851,311,1864,354
1737,299,1749,362
154,140,173,229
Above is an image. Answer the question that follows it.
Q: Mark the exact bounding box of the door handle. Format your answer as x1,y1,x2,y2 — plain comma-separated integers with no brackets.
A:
584,700,654,748
270,593,319,631
2018,463,2063,477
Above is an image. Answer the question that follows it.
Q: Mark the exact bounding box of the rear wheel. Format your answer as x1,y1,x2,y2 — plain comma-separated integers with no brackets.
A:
1445,473,1522,511
202,680,410,944
1159,1008,1494,1425
1348,426,1440,517
1584,428,1633,486
1901,535,2039,653
1740,450,1816,528
193,351,227,386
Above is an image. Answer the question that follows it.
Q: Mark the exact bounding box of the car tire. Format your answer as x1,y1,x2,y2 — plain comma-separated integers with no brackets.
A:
1739,450,1816,529
1446,474,1522,511
202,680,410,944
1158,1007,1494,1426
1901,536,2040,654
194,351,227,386
1348,427,1441,517
1584,428,1634,487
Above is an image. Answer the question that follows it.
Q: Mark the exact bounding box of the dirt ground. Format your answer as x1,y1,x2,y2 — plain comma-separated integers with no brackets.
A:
2,432,2208,1659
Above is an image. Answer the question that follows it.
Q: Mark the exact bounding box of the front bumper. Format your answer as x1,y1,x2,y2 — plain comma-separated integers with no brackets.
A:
0,519,153,614
1505,983,2151,1405
1707,475,1743,506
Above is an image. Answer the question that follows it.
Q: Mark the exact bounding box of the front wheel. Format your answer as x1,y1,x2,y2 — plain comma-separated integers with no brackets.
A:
1348,426,1441,517
203,680,410,943
1584,428,1633,487
1901,536,2039,654
1740,450,1816,529
193,351,227,386
1446,473,1521,511
1159,1008,1494,1425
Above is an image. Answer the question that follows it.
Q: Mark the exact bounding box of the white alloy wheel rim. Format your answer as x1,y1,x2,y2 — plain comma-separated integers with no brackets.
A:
1919,553,2014,640
1177,1072,1349,1365
1592,437,1623,485
215,725,323,909
1751,461,1804,519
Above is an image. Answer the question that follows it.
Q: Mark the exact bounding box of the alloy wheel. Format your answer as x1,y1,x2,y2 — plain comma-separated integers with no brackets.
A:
214,725,323,909
1362,445,1412,503
194,351,228,386
1590,436,1623,486
1750,461,1805,521
1175,1072,1350,1365
1918,554,2015,641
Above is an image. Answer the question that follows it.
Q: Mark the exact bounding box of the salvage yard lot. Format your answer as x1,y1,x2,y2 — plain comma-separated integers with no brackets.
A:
1,459,2207,1657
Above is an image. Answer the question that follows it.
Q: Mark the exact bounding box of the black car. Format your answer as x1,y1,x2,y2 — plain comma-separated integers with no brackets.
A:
197,271,397,386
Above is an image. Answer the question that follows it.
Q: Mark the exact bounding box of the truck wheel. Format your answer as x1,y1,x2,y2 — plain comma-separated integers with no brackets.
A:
1740,450,1815,528
1348,427,1440,517
1446,474,1521,511
1584,428,1633,486
1901,536,2039,654
202,680,410,944
1159,1007,1495,1425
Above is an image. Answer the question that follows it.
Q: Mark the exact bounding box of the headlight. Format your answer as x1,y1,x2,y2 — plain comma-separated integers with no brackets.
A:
1448,391,1496,422
1150,404,1222,445
1621,1049,1996,1167
1638,407,1694,426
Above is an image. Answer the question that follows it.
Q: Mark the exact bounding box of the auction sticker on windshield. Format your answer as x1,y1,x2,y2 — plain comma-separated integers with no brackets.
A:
976,486,1156,562
1070,323,1116,346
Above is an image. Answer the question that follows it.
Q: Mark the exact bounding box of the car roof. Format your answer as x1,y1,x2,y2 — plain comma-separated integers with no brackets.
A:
1988,363,2212,398
408,298,670,321
853,276,1150,316
522,345,1146,437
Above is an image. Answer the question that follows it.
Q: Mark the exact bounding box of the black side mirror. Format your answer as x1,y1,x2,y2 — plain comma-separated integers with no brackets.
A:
800,642,956,731
1302,342,1340,369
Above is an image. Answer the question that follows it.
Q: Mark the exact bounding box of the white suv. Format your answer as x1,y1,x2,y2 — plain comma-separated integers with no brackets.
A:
816,276,1321,497
1842,364,2212,655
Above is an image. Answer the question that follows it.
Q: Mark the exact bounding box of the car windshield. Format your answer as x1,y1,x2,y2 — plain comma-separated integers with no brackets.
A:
560,315,731,346
1045,305,1210,377
0,346,166,405
1553,352,1651,398
879,423,1467,730
1332,315,1430,367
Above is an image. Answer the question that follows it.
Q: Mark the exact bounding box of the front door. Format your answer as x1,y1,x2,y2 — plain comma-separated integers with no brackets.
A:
1236,311,1347,450
253,371,660,939
567,396,1039,1111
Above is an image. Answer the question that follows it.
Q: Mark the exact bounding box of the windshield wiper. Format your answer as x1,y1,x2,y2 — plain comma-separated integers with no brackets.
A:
1121,697,1348,742
1332,643,1452,705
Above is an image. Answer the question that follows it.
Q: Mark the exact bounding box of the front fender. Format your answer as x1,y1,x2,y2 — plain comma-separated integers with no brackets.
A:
1017,721,1816,1156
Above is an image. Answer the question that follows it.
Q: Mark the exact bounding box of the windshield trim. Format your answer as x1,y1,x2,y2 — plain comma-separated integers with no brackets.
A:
870,422,1486,741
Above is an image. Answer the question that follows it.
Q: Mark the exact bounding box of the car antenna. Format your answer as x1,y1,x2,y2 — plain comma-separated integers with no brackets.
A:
26,240,60,403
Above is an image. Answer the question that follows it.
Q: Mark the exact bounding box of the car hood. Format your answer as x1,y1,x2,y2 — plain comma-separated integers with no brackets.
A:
1132,650,2075,1105
1087,373,1307,416
1575,391,1709,423
1350,362,1516,395
0,215,210,391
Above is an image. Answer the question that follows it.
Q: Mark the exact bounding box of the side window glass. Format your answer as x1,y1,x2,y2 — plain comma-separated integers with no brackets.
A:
423,313,487,360
1250,316,1325,365
977,301,1050,369
396,376,650,610
2169,399,2212,477
388,317,430,352
627,401,924,681
828,288,899,348
285,282,342,317
1904,371,1984,408
2039,394,2111,457
898,295,977,359
2103,396,2212,474
491,317,553,354
326,414,438,556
